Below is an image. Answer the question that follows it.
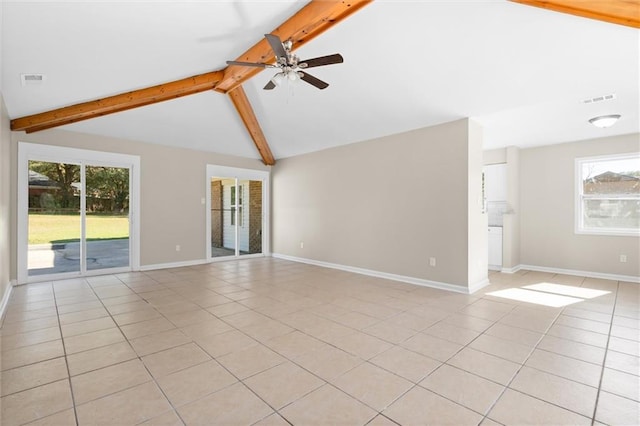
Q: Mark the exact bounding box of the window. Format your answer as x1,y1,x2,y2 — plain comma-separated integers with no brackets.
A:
576,153,640,235
230,184,243,227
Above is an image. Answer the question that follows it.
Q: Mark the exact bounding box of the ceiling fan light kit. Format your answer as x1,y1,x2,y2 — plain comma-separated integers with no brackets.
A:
588,114,621,128
226,33,343,91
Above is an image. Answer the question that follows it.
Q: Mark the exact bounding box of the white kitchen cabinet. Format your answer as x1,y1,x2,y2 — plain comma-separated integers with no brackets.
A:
484,164,507,201
488,226,503,270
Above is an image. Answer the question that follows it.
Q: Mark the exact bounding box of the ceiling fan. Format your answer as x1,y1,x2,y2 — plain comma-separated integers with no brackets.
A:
226,34,343,90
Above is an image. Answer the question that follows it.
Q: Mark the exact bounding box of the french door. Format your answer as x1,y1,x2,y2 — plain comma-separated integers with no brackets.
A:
18,143,140,283
206,165,269,260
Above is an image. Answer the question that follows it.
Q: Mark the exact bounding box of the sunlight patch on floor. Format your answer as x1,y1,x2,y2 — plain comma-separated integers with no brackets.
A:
523,283,610,299
486,288,584,308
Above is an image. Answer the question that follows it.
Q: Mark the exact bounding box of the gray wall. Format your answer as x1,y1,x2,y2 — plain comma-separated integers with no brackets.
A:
10,128,269,278
272,119,487,290
520,133,639,277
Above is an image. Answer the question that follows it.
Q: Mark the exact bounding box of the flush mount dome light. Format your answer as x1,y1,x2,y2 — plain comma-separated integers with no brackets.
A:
589,114,621,128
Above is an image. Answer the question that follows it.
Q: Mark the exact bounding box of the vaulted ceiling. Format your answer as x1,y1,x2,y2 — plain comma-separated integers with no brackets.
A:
2,0,638,164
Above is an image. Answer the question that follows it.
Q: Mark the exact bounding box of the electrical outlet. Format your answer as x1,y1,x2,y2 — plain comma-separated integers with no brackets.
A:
201,197,205,205
620,254,627,263
429,257,436,267
176,245,181,252
300,242,304,249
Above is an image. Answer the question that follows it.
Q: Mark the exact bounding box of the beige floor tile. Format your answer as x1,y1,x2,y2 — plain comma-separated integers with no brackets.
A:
525,348,603,387
263,330,326,359
120,317,176,340
386,312,439,331
76,381,172,426
370,345,441,383
327,331,393,360
195,329,258,358
280,384,377,425
332,362,413,411
63,327,125,354
1,326,61,351
112,308,162,326
57,300,103,314
537,335,606,364
129,328,192,356
510,366,598,417
555,314,611,335
22,408,76,426
362,321,417,344
401,332,463,362
179,317,234,340
595,390,640,426
2,307,57,324
420,364,505,414
468,333,533,363
497,311,557,333
156,359,237,407
479,417,503,426
609,336,640,356
71,359,152,404
1,357,68,397
294,345,363,381
606,350,640,375
138,410,185,426
547,324,609,348
1,339,65,371
0,379,73,426
206,301,250,317
367,414,399,425
443,313,495,332
383,385,483,426
58,307,109,325
488,389,591,425
448,347,520,385
105,300,150,315
60,316,116,338
563,307,612,324
0,316,59,336
611,324,640,342
66,341,137,376
252,413,290,426
601,367,640,401
244,361,325,409
163,309,216,328
216,343,285,379
242,319,295,342
332,311,380,330
485,323,543,346
423,321,481,345
142,343,211,378
177,382,273,426
219,309,270,328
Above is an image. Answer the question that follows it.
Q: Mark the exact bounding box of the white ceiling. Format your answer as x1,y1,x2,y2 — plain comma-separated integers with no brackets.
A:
2,1,639,161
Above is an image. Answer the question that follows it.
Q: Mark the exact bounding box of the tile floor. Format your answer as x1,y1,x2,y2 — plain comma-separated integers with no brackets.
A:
1,258,638,425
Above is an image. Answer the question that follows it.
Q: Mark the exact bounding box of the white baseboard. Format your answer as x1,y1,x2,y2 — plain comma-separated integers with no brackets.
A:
272,253,484,294
140,259,208,272
501,265,522,274
504,264,639,284
0,280,15,322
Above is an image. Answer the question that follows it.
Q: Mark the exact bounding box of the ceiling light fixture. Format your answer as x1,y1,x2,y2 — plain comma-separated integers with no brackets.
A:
589,114,621,128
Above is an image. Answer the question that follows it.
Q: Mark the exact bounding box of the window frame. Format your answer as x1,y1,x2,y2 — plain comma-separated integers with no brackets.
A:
575,152,640,237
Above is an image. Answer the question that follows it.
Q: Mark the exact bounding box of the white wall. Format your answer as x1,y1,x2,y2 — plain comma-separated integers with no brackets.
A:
10,129,269,276
520,133,639,278
1,94,12,313
272,118,487,291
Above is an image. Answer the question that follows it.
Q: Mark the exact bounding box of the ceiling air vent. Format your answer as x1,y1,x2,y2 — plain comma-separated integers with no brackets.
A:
582,93,616,104
20,73,46,86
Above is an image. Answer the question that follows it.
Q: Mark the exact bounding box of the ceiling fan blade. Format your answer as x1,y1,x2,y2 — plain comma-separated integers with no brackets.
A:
299,53,344,69
299,72,329,90
226,60,273,68
263,80,276,90
265,34,287,59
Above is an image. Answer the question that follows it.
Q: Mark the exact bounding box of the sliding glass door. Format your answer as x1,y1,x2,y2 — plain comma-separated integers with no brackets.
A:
18,143,140,283
207,166,269,260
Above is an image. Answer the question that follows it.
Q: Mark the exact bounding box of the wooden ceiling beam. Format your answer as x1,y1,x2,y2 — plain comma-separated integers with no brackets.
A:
11,70,225,132
228,86,275,166
509,0,640,28
215,0,373,93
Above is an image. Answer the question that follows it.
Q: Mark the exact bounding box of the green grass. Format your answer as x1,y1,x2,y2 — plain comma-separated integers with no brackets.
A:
29,213,129,245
